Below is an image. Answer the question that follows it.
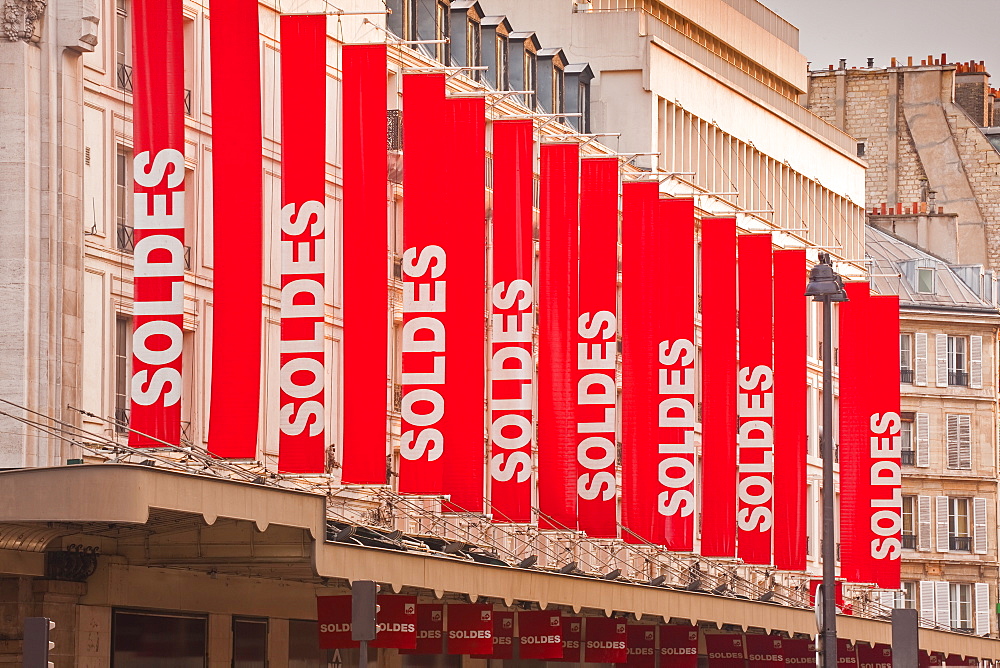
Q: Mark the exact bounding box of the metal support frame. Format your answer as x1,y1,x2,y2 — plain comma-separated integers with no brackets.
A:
820,295,838,668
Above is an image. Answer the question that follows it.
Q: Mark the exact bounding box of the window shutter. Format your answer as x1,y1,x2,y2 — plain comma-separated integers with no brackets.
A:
914,332,928,386
975,583,990,636
936,496,950,552
920,581,936,628
916,413,930,467
970,335,983,388
879,590,895,611
946,415,960,469
935,581,950,627
974,497,988,555
936,333,948,387
917,495,932,551
958,415,972,470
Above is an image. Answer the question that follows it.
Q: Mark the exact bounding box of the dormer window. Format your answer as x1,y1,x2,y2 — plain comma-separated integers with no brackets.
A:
537,48,566,115
449,1,483,80
564,63,593,133
916,266,935,293
509,32,540,110
480,16,511,90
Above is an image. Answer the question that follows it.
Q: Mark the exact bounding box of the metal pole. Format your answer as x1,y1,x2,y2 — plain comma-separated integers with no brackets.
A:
821,296,838,668
359,640,368,667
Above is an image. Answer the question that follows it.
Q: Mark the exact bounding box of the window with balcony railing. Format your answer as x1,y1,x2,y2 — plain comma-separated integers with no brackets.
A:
947,336,968,386
900,333,913,383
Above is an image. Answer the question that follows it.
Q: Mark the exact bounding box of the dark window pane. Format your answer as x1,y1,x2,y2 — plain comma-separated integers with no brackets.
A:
288,620,325,668
112,610,207,667
233,618,267,668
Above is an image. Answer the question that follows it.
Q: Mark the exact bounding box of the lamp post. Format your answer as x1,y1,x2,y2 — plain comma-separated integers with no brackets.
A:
804,251,848,668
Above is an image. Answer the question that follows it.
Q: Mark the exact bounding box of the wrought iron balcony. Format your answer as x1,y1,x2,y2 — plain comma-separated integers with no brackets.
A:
117,224,192,271
900,449,916,466
949,370,969,386
388,109,402,151
116,63,193,115
901,534,917,549
950,536,972,551
900,368,914,383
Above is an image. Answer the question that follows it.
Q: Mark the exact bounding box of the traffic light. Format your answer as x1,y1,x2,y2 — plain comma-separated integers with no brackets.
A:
23,617,55,668
351,580,380,642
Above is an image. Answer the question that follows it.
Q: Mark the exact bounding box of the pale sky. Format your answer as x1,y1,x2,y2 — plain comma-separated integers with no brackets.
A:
759,0,1000,75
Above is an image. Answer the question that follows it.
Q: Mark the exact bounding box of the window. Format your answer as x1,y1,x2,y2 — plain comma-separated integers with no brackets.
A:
901,495,916,549
900,412,915,466
900,333,913,383
233,618,267,668
112,610,207,667
949,498,972,551
552,65,564,115
856,141,866,157
524,50,537,110
115,317,131,435
496,33,509,90
947,336,968,386
288,620,325,667
916,266,935,294
950,583,973,632
467,18,481,80
895,581,917,609
116,147,134,251
116,0,133,92
946,414,972,470
435,0,450,64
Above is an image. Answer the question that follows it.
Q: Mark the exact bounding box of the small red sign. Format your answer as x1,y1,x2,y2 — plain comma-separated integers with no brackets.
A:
839,639,859,666
552,616,582,662
584,617,627,663
706,633,746,668
317,596,357,649
746,634,783,668
446,604,492,655
369,595,417,649
660,624,699,667
617,625,656,667
782,637,815,665
472,610,514,659
857,643,892,668
518,610,562,660
399,604,444,655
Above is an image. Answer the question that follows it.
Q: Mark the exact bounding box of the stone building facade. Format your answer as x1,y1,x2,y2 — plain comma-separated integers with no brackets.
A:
868,226,1000,637
808,60,1000,271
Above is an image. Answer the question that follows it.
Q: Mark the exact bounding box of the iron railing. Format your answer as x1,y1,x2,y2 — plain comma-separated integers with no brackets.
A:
949,370,969,386
117,224,192,270
901,534,917,549
901,450,916,466
900,368,914,383
388,109,402,151
116,63,193,115
950,536,972,551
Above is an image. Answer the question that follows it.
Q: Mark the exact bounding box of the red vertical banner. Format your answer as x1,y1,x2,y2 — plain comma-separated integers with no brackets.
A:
576,158,620,538
700,217,738,556
400,603,444,655
782,637,815,665
489,119,535,523
129,0,185,447
746,634,784,668
446,604,493,655
658,197,697,550
618,625,656,667
517,610,563,660
206,0,263,457
706,633,746,668
660,625,699,667
864,295,902,587
370,595,418,650
316,596,357,649
440,96,487,513
736,234,774,565
584,618,627,663
554,616,582,662
399,74,447,495
839,282,868,583
341,43,389,483
277,15,327,473
773,249,808,570
537,142,580,530
473,610,514,659
620,182,661,543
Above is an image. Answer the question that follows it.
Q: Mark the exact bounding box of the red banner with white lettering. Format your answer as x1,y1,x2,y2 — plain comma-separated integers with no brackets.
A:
857,643,892,668
206,0,262,457
399,73,448,495
659,624,699,667
918,650,943,667
537,143,580,529
584,617,627,663
773,249,807,570
737,234,774,565
839,639,859,666
341,43,389,483
488,119,535,523
746,634,784,667
129,0,185,447
517,610,562,660
399,603,444,655
700,217,738,556
553,616,582,662
440,96,487,513
617,625,656,667
620,182,663,543
576,158,620,538
370,595,417,649
473,610,514,659
658,197,697,550
840,285,902,588
782,637,815,666
277,14,327,472
316,596,356,649
707,633,746,667
446,604,492,655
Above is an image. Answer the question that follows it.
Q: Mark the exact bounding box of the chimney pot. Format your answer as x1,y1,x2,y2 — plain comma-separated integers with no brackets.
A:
839,58,847,70
867,57,875,68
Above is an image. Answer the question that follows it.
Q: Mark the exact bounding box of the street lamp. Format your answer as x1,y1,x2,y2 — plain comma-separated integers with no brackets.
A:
804,251,848,668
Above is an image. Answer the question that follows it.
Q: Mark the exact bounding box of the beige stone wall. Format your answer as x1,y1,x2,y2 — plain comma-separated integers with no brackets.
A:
945,109,1000,269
